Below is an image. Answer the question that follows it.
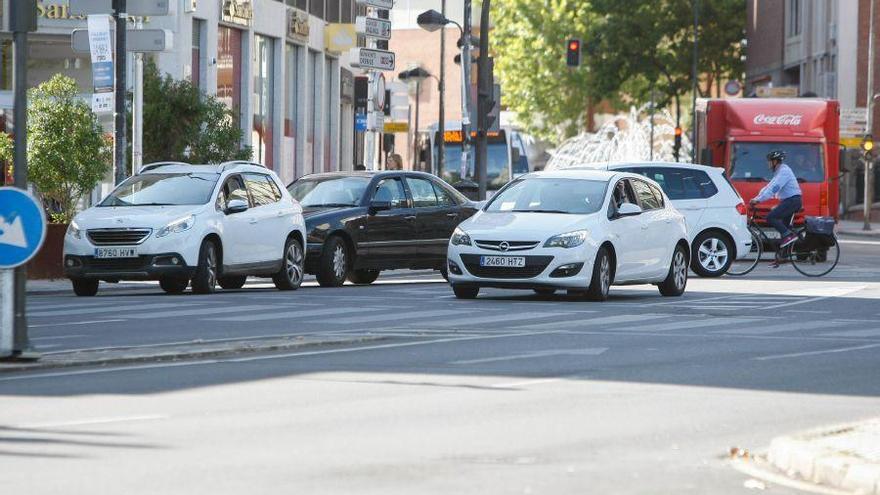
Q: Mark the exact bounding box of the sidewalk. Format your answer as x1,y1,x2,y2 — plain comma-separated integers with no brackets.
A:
838,220,880,238
766,417,880,494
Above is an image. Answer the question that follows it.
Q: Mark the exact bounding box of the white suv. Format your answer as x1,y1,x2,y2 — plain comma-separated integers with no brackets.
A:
572,162,751,277
64,161,306,296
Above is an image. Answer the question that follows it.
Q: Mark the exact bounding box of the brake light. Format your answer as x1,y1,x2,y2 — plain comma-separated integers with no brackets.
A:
736,202,747,215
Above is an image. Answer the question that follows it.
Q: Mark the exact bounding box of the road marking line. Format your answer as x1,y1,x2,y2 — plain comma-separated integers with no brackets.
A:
320,309,464,325
30,334,88,341
29,319,126,328
838,239,880,246
819,328,880,338
16,414,169,429
753,343,880,361
762,286,868,310
520,313,667,330
713,320,846,335
450,348,608,365
205,306,391,322
424,311,578,328
29,302,206,318
124,304,279,319
608,317,761,333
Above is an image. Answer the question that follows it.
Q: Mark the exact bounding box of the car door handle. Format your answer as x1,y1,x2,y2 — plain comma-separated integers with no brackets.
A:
276,211,285,217
641,224,649,230
249,218,259,224
446,213,458,218
404,215,417,221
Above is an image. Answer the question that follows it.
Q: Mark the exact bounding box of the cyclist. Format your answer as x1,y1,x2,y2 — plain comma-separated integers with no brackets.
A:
749,150,802,249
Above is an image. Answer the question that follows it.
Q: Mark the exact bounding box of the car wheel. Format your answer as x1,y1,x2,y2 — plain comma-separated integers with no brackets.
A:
452,285,479,299
316,235,349,287
585,247,612,301
439,263,449,281
691,231,733,277
659,244,688,297
71,278,99,297
348,269,380,285
159,277,189,294
533,288,556,296
218,275,247,290
274,237,305,291
191,239,219,294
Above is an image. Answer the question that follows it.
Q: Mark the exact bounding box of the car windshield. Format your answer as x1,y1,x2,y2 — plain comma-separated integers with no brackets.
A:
485,178,608,214
287,176,370,207
730,142,825,182
99,173,219,207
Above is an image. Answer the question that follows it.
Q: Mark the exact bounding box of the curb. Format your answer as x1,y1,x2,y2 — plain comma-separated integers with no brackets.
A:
767,420,880,495
838,229,880,239
0,334,388,373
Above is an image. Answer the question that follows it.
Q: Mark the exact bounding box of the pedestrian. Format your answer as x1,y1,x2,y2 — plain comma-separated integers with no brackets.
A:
749,149,802,253
386,154,403,171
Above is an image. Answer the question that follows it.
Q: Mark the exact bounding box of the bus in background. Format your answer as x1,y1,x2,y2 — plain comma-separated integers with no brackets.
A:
695,98,841,233
422,121,530,195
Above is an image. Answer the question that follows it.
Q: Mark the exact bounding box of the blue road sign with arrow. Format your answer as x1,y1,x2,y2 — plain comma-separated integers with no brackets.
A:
0,187,47,269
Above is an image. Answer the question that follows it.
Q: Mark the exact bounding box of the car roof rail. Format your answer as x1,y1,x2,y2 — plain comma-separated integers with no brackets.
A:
138,161,191,174
219,160,267,172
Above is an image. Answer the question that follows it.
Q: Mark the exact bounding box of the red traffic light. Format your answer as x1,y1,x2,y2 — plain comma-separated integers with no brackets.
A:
568,40,580,51
566,39,581,67
674,126,683,137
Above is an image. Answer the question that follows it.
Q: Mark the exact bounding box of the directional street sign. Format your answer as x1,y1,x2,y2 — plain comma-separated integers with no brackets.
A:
355,16,392,40
355,0,393,9
69,0,171,16
72,29,174,53
0,188,47,269
349,47,395,71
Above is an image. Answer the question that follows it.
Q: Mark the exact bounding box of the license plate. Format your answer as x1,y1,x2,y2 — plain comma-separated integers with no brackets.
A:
480,256,526,268
94,247,138,259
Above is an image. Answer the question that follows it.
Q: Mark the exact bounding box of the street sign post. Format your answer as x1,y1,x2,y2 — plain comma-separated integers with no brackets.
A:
355,16,392,40
0,187,47,358
349,47,396,71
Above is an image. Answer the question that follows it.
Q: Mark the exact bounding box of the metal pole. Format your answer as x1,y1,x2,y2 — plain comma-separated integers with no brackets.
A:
413,80,421,171
475,0,490,200
438,0,446,178
113,0,128,184
460,0,473,181
649,84,655,161
364,7,377,171
11,22,32,357
691,0,699,163
865,0,876,231
132,17,143,171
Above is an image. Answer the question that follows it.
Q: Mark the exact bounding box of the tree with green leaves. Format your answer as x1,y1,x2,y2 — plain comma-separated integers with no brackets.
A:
28,74,111,223
142,59,251,164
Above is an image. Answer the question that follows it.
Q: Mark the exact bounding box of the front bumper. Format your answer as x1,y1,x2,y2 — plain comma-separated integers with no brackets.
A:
64,253,195,280
447,244,596,290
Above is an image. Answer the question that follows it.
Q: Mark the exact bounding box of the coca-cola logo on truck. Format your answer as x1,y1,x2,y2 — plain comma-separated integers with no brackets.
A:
753,113,803,126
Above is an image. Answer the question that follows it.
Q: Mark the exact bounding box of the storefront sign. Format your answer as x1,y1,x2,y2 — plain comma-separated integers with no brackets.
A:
383,122,408,133
326,23,356,53
286,8,309,42
221,0,252,27
756,86,799,98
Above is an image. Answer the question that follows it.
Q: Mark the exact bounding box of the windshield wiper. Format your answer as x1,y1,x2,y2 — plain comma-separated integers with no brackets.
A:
131,202,176,206
511,209,570,214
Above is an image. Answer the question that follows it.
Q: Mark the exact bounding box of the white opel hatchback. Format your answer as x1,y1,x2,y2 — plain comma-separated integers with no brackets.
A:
572,162,751,277
446,170,689,301
64,161,306,296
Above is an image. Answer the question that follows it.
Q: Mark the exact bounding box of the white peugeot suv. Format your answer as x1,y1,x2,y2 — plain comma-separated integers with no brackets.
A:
64,161,306,296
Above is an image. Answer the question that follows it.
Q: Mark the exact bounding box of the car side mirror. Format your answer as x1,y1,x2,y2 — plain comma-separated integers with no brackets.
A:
225,198,249,215
616,202,642,218
369,200,393,213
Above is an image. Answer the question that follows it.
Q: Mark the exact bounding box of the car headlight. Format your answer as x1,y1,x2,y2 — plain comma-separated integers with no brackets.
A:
66,220,82,239
156,214,196,238
450,227,472,246
544,230,588,248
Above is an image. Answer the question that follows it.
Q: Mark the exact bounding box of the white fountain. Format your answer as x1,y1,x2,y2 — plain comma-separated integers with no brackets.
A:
546,104,693,170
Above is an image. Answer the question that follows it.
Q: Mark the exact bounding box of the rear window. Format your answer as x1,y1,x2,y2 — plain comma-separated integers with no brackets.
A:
730,142,825,182
620,167,717,200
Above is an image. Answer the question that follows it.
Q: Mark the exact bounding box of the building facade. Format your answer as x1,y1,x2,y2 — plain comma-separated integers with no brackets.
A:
0,0,367,185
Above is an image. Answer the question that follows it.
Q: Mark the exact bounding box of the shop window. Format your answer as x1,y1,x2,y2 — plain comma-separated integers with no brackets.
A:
217,26,243,122
326,0,339,22
253,35,275,169
310,0,323,19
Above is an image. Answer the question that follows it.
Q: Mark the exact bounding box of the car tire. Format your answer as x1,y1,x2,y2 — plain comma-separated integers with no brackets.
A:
316,235,349,288
452,285,479,299
71,278,99,297
274,237,305,291
218,275,247,290
348,269,380,285
191,239,219,295
659,244,689,297
533,288,556,296
439,263,449,281
691,231,733,277
585,247,612,301
159,277,189,294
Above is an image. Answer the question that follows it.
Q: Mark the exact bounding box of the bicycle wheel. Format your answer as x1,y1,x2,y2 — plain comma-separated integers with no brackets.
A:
726,227,763,276
789,233,840,277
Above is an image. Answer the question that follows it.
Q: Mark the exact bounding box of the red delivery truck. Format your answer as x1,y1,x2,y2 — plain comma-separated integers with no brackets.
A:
695,98,841,233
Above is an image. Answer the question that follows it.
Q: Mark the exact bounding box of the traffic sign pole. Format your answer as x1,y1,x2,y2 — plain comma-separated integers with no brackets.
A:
113,0,128,185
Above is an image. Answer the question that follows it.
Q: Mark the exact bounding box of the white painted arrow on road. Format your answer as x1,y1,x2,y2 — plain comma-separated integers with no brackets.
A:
450,348,608,365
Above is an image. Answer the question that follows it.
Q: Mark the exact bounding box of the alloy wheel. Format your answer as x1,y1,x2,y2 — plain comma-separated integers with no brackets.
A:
286,242,304,286
206,245,217,288
332,245,346,279
698,237,728,273
673,250,687,290
599,255,611,295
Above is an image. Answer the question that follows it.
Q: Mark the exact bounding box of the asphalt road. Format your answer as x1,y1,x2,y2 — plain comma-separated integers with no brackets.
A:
0,236,878,494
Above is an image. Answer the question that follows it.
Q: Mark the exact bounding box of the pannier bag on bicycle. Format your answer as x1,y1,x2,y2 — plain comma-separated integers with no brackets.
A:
804,216,835,236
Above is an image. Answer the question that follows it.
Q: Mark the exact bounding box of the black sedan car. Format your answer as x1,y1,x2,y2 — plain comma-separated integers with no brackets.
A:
287,171,479,287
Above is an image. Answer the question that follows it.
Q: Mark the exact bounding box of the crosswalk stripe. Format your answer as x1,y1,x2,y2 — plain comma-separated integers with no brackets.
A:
422,311,576,328
28,302,114,311
819,328,880,338
29,302,206,318
712,320,847,335
205,306,390,322
525,313,667,330
322,309,464,325
125,305,281,319
607,317,761,333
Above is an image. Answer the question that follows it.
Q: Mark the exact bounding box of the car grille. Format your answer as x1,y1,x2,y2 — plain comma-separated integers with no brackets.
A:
87,228,152,245
473,240,541,252
460,254,553,279
84,256,151,271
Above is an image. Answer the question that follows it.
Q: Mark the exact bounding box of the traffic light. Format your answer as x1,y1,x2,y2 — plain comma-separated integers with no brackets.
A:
566,39,581,67
862,134,875,160
673,126,683,160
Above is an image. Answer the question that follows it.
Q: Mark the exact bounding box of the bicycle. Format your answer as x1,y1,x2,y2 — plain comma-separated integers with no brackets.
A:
726,205,840,277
